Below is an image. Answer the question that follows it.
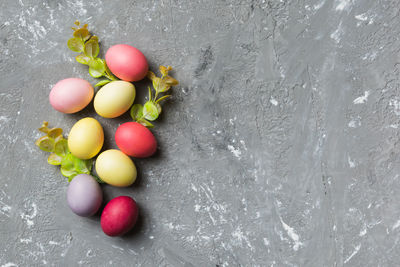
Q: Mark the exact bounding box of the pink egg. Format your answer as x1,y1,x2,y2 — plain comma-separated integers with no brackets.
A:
49,78,94,113
105,44,148,82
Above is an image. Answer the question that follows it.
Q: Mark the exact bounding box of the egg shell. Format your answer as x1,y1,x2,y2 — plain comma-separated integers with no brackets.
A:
101,196,138,236
94,81,135,118
95,149,137,187
115,122,157,158
105,44,148,82
49,78,94,113
68,117,104,159
67,174,102,217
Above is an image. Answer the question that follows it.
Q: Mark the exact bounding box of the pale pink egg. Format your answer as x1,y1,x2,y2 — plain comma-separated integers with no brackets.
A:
105,44,148,82
49,78,94,113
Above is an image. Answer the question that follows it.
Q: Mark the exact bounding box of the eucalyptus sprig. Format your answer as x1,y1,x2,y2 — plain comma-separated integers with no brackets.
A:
130,66,179,127
67,20,117,87
35,121,97,182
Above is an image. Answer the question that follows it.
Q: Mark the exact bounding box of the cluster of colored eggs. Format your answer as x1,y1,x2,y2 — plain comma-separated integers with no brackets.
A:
49,44,155,236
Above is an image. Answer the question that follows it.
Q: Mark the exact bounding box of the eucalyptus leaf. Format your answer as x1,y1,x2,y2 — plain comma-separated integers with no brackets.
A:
36,136,55,152
152,77,161,92
73,156,91,174
67,37,84,52
76,53,90,65
47,128,63,139
159,65,168,76
84,39,99,58
54,139,68,157
47,153,62,165
94,79,111,87
88,58,105,78
61,154,77,178
137,118,154,128
130,104,144,121
155,94,171,103
89,67,103,78
73,28,90,41
164,76,179,86
143,101,159,121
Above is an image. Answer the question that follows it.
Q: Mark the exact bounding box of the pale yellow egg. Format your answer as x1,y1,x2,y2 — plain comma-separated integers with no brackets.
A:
95,149,137,187
94,81,135,118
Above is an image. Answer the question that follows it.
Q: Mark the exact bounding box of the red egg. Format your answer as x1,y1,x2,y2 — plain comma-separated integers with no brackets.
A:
105,44,148,82
101,196,139,236
115,122,157,158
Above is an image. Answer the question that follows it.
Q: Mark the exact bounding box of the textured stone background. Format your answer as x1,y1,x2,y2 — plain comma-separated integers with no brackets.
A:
1,0,400,266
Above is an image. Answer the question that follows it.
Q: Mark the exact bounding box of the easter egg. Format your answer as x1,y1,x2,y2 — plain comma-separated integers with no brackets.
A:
105,44,148,82
115,122,157,158
68,117,104,159
49,78,94,113
101,196,139,236
67,174,102,217
95,149,137,187
94,81,135,118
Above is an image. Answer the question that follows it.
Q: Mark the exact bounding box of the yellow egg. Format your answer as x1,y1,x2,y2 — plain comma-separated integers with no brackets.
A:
95,149,137,187
68,117,104,159
94,81,135,118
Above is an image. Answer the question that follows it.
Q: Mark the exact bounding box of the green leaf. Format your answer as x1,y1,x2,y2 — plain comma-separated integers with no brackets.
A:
155,94,171,103
67,37,84,52
47,128,63,139
164,76,179,86
137,118,154,128
73,28,90,41
76,53,90,65
88,58,105,78
143,101,159,121
73,156,91,174
147,71,156,81
54,139,68,157
61,153,78,178
159,65,168,76
84,38,99,58
130,104,144,121
47,153,62,165
36,136,55,152
94,79,111,87
152,77,161,92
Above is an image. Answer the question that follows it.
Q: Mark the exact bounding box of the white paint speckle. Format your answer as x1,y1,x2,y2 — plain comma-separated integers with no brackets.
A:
20,202,37,228
359,224,367,236
392,220,400,230
335,0,353,11
355,13,368,21
280,218,303,251
330,22,343,43
344,244,361,264
353,91,369,104
1,263,18,267
270,97,278,106
348,156,355,168
227,145,242,159
20,237,32,244
194,204,201,212
389,98,400,115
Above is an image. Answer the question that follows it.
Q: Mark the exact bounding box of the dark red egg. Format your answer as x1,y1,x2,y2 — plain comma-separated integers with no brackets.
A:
100,196,139,236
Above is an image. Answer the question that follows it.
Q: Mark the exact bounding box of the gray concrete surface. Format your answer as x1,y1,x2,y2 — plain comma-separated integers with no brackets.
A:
1,0,400,266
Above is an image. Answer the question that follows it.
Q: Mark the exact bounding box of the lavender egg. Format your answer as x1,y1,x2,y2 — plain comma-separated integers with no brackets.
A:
67,174,102,217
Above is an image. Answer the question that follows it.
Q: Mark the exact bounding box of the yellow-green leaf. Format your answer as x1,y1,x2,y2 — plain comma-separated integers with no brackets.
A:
67,37,84,52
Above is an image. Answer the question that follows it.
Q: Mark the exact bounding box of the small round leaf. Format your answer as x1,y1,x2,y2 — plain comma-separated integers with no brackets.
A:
143,101,159,121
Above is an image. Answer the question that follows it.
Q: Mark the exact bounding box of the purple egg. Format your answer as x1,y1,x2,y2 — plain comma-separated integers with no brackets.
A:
67,174,103,217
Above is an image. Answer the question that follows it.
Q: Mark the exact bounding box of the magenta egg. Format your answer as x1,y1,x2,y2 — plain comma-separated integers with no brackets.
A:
49,78,94,113
105,44,148,82
67,174,102,217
